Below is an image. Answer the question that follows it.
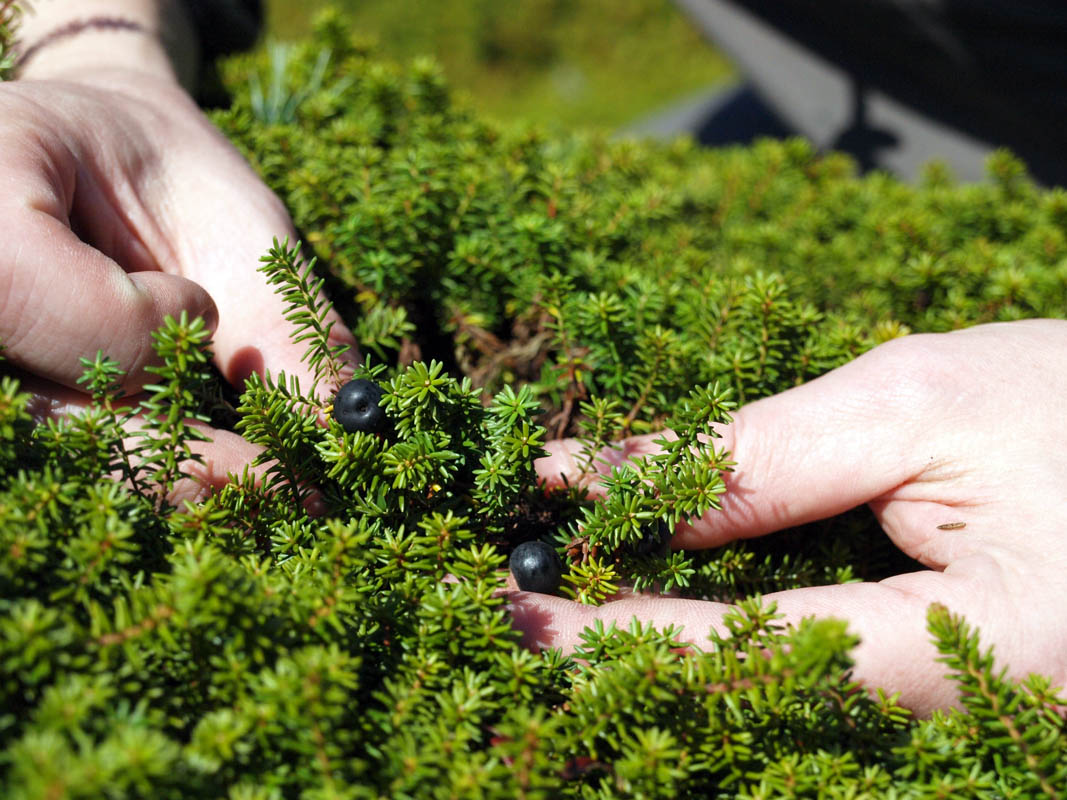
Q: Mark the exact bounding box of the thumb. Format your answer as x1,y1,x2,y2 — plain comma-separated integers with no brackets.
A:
676,335,941,548
536,335,941,549
0,210,217,393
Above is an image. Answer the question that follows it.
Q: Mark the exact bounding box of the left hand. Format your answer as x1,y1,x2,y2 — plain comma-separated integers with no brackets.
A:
0,68,356,393
3,43,358,503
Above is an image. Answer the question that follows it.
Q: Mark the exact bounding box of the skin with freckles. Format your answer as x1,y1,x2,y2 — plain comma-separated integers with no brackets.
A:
525,319,1067,716
1,2,358,505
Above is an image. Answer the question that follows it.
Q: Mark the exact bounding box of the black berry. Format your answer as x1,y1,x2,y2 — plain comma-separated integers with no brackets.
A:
510,541,563,594
631,519,672,557
333,378,388,434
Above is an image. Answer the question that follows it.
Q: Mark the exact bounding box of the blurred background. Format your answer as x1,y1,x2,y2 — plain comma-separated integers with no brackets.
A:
263,0,734,133
262,1,1067,185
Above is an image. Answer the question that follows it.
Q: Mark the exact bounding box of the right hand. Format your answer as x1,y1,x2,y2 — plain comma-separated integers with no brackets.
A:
525,319,1067,714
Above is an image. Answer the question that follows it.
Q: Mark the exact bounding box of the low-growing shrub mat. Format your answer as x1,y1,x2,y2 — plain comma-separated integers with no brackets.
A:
3,10,1067,799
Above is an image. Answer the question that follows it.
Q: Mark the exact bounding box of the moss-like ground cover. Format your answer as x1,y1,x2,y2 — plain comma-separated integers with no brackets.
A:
2,8,1067,798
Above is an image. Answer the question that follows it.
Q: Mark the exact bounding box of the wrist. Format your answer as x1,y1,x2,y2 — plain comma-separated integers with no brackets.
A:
14,0,199,89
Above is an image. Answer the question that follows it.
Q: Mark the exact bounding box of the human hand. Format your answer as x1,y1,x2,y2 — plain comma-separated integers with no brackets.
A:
0,47,358,502
523,319,1067,715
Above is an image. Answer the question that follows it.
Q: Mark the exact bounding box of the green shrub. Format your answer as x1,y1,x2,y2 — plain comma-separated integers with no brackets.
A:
0,1,19,81
3,10,1067,798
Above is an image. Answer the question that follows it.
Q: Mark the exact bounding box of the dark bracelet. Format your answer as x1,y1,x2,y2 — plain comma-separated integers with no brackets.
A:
14,16,153,74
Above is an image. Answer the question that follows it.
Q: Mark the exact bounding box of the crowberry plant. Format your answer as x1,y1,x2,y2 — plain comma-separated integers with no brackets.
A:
3,7,1067,798
0,1,17,81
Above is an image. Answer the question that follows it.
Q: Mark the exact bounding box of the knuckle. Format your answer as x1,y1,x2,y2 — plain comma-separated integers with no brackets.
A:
860,332,961,416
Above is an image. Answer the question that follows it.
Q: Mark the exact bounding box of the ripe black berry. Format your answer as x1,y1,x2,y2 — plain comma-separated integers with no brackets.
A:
509,540,563,594
332,378,388,434
631,519,672,557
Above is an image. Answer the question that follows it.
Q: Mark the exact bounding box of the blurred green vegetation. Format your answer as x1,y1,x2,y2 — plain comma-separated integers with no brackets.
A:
263,0,733,132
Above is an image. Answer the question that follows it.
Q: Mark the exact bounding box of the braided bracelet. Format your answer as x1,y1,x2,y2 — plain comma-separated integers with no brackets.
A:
14,15,153,74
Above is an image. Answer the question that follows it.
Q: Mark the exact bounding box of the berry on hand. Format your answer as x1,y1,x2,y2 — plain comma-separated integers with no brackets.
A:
509,540,563,594
332,378,389,434
631,519,672,558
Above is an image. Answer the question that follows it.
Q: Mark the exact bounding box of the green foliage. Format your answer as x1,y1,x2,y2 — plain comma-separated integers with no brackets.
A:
137,313,216,508
259,238,353,392
5,11,1067,798
263,0,733,131
249,43,333,125
0,0,20,81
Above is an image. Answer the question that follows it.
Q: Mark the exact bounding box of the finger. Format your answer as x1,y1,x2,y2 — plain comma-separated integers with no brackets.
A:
536,433,671,496
181,195,359,400
0,209,218,393
17,371,322,512
507,570,976,715
674,333,1013,549
545,335,962,549
148,121,361,399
